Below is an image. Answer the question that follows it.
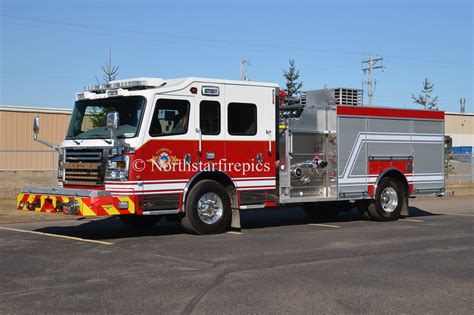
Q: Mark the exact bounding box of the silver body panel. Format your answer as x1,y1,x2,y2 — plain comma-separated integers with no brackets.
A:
279,104,445,204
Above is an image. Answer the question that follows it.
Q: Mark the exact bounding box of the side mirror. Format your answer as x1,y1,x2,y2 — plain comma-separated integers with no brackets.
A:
32,115,58,150
33,116,40,135
107,111,120,131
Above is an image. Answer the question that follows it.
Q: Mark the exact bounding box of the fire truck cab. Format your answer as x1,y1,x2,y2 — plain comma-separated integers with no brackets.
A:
17,77,445,234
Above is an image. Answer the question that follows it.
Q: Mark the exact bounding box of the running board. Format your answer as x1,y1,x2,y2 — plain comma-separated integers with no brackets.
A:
142,209,179,215
239,204,266,210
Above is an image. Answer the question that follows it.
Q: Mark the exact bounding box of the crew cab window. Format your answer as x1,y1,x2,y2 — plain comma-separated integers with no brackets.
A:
228,103,257,136
149,99,190,136
200,101,220,135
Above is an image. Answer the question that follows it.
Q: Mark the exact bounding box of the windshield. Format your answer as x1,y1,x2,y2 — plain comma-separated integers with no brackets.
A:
66,96,146,139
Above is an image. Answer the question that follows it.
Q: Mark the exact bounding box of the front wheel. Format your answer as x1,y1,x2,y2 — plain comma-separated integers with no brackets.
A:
181,180,232,234
367,177,405,221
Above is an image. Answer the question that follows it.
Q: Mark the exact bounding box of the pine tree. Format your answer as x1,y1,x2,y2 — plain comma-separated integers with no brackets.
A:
283,59,303,99
412,78,439,110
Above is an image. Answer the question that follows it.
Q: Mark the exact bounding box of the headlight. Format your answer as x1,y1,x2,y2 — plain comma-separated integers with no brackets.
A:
105,155,129,181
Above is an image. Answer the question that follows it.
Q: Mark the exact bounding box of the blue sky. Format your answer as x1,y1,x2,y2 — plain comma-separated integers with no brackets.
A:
1,0,472,112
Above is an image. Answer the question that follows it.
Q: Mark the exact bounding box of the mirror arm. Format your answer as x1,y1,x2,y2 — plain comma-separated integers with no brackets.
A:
34,134,59,151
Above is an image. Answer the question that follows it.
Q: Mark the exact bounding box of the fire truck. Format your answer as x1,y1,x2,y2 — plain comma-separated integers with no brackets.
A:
17,77,445,234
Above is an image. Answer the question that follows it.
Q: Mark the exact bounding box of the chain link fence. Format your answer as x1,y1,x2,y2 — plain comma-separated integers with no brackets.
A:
446,153,473,184
0,150,58,179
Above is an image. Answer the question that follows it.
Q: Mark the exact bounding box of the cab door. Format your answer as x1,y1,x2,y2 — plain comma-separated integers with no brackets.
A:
196,85,226,171
140,94,196,212
224,85,276,206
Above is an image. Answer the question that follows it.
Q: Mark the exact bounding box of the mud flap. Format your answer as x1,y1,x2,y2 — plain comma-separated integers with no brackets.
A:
230,207,241,232
401,197,410,217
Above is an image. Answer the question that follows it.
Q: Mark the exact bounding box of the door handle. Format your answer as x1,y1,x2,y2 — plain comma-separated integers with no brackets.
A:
266,130,272,154
196,128,202,155
206,152,215,160
184,153,192,164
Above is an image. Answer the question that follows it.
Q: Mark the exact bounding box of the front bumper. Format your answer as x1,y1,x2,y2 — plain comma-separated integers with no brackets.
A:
17,187,136,216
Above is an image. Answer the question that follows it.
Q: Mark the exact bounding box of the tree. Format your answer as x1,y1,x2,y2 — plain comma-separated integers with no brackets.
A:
412,78,439,110
98,48,119,84
283,59,303,100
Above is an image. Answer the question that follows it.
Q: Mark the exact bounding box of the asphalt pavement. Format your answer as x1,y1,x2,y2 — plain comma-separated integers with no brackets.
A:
0,196,473,314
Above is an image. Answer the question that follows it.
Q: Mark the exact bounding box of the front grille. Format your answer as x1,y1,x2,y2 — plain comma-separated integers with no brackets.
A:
64,148,104,186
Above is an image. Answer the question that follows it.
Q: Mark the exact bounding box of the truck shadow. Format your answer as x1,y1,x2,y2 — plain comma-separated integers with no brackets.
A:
35,217,185,241
34,205,441,241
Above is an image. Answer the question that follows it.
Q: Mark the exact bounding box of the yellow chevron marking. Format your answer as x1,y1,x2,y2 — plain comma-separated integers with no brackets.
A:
27,194,36,204
102,205,120,215
17,194,138,217
16,194,23,206
79,198,96,216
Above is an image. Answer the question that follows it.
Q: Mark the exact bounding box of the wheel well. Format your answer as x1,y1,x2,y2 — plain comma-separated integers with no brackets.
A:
378,169,409,197
183,172,237,209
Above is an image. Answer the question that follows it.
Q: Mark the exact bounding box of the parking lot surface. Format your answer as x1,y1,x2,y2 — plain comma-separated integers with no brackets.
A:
1,196,473,314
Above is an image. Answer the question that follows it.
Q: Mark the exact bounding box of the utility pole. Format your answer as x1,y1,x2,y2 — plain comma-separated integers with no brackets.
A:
460,98,466,113
362,56,385,106
240,59,250,81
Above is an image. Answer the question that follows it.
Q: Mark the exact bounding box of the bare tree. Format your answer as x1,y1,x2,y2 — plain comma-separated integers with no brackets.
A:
99,48,119,83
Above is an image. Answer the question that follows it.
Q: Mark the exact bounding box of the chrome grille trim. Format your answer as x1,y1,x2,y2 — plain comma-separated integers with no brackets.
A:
64,148,105,186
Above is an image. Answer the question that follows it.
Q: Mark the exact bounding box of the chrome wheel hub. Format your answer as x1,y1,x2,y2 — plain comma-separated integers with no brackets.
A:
380,187,398,213
197,192,224,224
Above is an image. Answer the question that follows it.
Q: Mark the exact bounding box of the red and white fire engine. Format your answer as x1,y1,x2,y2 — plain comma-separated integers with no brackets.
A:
17,77,445,234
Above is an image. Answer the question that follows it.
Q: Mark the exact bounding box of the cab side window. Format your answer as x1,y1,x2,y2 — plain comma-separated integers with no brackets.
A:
149,99,190,136
200,101,220,135
228,102,257,136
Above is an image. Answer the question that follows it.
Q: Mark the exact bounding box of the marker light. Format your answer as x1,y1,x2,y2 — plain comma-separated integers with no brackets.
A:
75,91,96,101
202,86,219,96
118,201,129,210
107,90,120,97
190,87,198,94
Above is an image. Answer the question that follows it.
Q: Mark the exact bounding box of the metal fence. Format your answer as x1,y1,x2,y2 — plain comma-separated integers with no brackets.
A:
447,153,473,183
0,150,58,178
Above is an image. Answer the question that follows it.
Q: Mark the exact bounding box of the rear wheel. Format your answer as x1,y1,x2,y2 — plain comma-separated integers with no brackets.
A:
181,180,232,234
303,201,341,220
367,177,404,221
119,215,161,228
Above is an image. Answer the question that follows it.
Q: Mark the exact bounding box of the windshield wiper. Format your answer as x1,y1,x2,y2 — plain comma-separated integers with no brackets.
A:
85,135,113,144
71,137,81,145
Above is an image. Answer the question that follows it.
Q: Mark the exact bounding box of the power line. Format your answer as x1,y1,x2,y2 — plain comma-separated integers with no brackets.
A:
2,14,472,68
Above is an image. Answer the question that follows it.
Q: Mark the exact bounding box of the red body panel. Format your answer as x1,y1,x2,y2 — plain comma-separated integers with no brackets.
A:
337,106,445,120
367,159,413,196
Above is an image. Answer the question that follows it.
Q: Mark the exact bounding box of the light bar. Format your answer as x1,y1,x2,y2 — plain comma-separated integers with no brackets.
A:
85,77,165,93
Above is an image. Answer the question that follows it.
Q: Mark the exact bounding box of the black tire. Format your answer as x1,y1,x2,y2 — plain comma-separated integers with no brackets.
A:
303,201,340,220
367,177,404,221
356,200,373,220
119,215,161,228
181,180,232,235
